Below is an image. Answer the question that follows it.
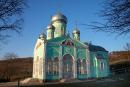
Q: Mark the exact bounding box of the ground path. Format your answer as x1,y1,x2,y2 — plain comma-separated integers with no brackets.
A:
0,78,128,87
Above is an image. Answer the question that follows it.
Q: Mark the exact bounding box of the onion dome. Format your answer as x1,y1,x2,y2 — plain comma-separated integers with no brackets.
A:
47,24,54,29
51,12,67,24
39,32,46,39
73,28,80,34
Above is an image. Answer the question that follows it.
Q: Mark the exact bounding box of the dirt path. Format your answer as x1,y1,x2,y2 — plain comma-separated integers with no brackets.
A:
0,81,18,87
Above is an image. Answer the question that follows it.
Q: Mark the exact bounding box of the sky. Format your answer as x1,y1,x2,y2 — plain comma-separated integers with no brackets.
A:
0,0,130,58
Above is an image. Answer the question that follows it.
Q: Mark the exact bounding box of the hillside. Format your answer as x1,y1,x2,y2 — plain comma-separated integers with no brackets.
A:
0,57,33,82
109,51,130,74
109,51,130,65
0,51,130,82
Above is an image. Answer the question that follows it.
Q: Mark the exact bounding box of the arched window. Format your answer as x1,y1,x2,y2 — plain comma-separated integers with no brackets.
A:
53,57,59,75
77,59,81,74
100,62,104,70
46,58,53,75
83,59,87,74
39,58,42,75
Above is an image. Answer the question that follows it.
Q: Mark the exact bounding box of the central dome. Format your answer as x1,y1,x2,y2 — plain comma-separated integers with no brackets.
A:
51,12,67,24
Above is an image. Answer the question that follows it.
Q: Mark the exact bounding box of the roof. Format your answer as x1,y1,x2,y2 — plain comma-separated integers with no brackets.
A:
47,36,66,43
84,43,107,52
51,12,67,24
47,36,87,48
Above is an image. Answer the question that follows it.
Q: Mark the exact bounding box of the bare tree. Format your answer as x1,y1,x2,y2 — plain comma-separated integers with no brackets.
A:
2,52,18,81
124,43,130,51
123,43,130,61
82,0,130,35
0,0,27,43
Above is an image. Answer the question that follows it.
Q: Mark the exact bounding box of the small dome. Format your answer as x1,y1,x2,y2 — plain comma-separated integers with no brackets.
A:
39,32,46,39
73,29,80,34
51,12,67,24
47,24,54,29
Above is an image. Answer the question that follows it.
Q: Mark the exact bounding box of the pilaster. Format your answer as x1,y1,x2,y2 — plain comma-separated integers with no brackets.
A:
59,45,63,79
43,42,46,80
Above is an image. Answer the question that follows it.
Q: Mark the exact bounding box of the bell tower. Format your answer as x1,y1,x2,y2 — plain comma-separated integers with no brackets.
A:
73,28,80,41
47,24,55,40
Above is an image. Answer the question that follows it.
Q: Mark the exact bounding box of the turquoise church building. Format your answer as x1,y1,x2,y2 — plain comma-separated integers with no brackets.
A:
33,12,109,81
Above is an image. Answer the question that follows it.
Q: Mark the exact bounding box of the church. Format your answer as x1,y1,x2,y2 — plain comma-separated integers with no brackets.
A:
33,12,109,81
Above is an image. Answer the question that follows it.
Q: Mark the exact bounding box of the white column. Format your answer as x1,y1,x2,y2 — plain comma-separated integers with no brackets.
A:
95,56,98,78
87,49,90,77
43,43,46,80
74,59,77,78
74,46,77,78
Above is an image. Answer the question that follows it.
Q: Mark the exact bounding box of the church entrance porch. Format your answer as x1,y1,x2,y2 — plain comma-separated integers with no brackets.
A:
62,54,74,79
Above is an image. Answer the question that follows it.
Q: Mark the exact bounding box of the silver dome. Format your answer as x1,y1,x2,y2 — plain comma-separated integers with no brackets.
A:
39,32,46,39
73,29,80,34
47,24,54,29
51,12,67,24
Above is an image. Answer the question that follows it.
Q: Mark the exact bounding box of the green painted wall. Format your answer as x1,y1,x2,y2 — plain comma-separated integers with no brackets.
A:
90,51,109,78
46,45,60,58
45,36,109,80
77,48,86,59
62,46,74,57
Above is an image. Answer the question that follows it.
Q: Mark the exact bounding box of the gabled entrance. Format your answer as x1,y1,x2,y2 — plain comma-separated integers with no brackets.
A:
62,54,74,79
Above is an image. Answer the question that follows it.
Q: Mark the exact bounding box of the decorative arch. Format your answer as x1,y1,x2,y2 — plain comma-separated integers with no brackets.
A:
62,54,74,79
82,59,87,74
